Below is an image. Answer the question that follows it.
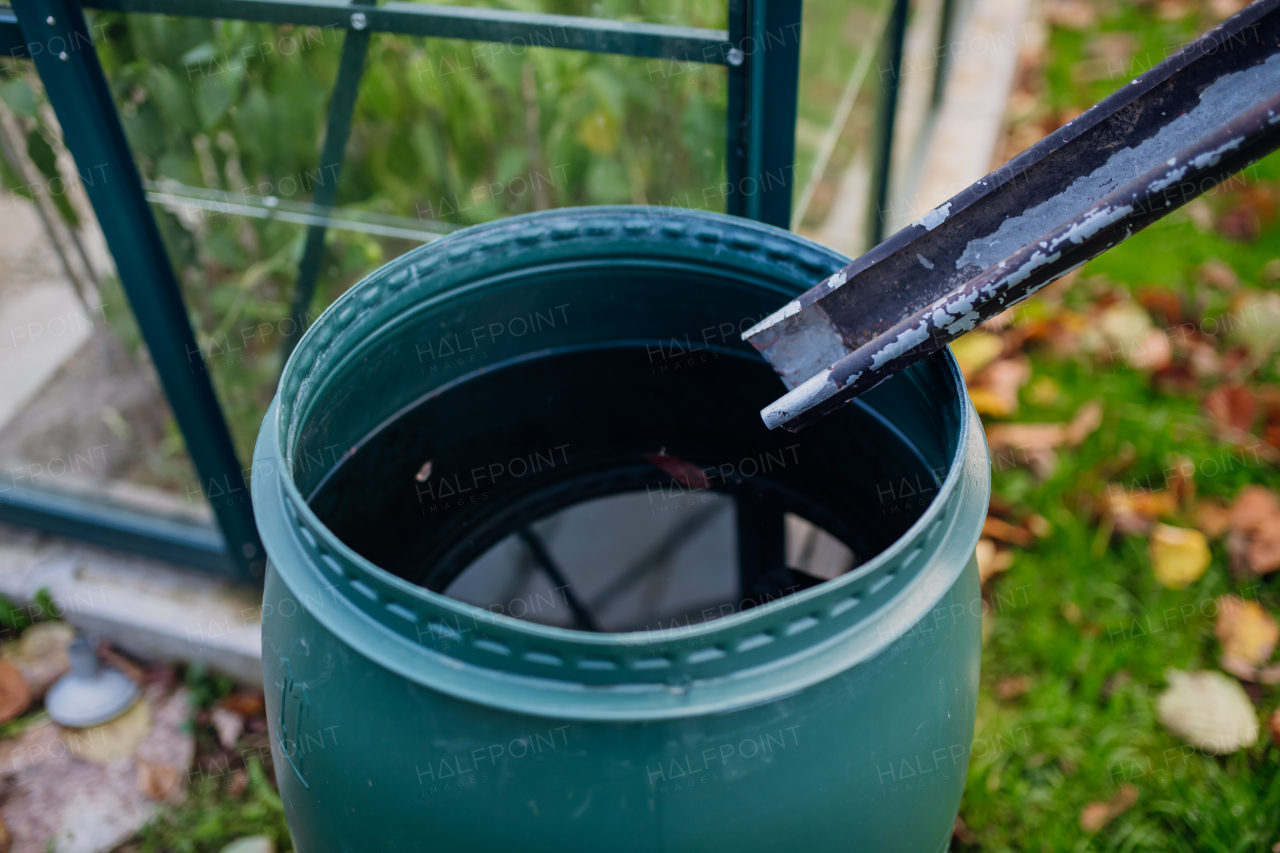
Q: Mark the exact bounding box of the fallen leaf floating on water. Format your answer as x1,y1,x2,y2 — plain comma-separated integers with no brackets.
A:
1156,669,1259,755
1227,485,1280,574
1149,524,1211,589
1079,784,1138,834
644,449,710,490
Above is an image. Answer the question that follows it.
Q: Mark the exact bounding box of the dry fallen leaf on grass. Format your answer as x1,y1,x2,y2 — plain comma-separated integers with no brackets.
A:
211,706,246,750
1216,595,1279,666
1156,669,1259,754
985,400,1104,477
1205,385,1257,433
996,675,1032,701
1099,487,1179,536
1079,784,1138,833
950,333,1005,379
969,357,1032,417
983,516,1034,547
136,755,185,802
976,538,1015,584
1227,485,1280,574
1216,594,1280,683
1149,524,1211,589
1197,259,1240,289
1193,500,1232,538
68,697,150,764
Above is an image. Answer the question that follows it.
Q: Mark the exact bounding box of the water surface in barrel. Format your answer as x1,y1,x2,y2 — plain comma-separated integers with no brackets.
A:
308,345,940,633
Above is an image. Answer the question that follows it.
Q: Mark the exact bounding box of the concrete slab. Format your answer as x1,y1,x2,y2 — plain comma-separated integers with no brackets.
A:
0,523,262,685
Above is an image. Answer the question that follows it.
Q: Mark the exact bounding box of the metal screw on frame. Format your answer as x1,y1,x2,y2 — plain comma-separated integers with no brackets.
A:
350,11,368,30
727,47,744,66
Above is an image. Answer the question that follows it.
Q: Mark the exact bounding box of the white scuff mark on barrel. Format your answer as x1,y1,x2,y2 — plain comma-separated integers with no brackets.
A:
826,271,848,290
917,253,935,270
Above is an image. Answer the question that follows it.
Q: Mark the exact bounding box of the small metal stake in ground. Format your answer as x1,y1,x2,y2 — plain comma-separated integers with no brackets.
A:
45,635,140,728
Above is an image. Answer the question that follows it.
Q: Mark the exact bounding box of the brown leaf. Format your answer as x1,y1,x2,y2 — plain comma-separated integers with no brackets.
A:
1215,595,1279,667
951,333,1005,379
969,357,1032,417
1045,0,1097,29
985,401,1103,452
1065,400,1104,445
1080,784,1138,833
983,516,1034,547
1193,500,1232,538
1137,287,1182,325
1098,486,1179,536
1268,708,1280,747
1197,260,1240,289
136,756,185,802
0,660,31,725
219,690,265,718
953,816,978,845
976,538,1014,584
1205,386,1257,433
1228,486,1280,574
996,675,1032,700
645,450,710,490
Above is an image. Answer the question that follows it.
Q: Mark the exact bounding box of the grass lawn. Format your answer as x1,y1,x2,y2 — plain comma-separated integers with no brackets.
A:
955,0,1280,848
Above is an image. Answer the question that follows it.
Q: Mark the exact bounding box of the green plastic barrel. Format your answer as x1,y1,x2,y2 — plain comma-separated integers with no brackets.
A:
252,206,989,853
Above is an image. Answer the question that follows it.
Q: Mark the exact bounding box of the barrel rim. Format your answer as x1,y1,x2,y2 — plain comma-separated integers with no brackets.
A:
253,206,990,718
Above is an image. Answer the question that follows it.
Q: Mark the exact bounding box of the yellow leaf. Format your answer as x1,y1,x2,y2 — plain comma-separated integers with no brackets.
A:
949,333,1003,378
1149,524,1210,589
67,697,150,764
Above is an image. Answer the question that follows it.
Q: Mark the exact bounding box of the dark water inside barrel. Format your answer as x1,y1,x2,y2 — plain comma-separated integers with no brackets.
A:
307,344,939,632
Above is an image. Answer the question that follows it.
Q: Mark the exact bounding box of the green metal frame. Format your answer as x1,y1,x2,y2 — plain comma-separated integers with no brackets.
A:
0,0,917,581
